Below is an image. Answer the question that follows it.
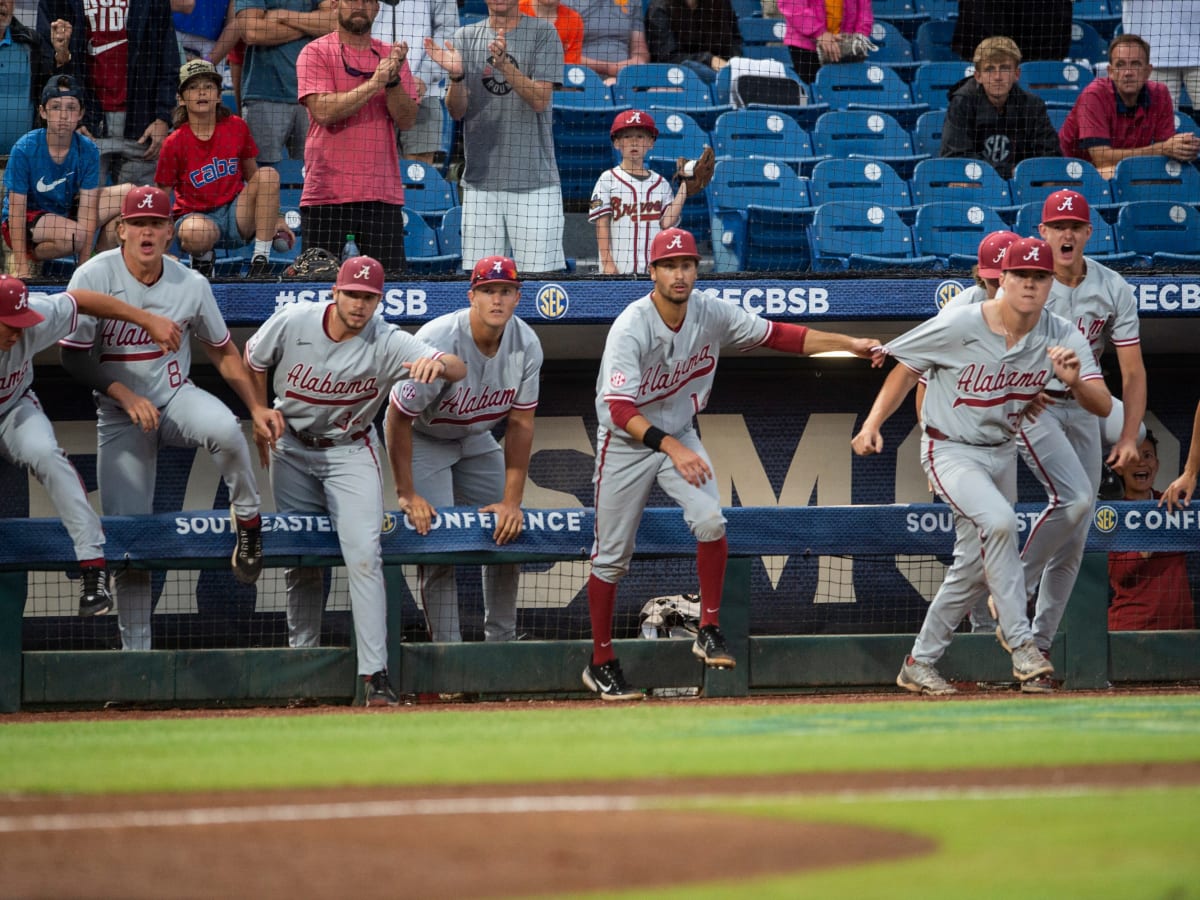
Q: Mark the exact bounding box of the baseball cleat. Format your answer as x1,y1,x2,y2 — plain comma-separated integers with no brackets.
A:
692,624,736,668
78,568,113,617
1021,650,1059,693
1011,640,1055,682
362,670,399,707
582,659,643,700
230,509,263,584
896,656,957,696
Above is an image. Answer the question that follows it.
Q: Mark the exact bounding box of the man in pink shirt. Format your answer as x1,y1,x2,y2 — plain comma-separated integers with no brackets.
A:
1059,33,1199,178
297,0,419,272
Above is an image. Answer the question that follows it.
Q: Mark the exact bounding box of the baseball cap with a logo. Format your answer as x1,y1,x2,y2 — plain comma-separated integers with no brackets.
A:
0,275,45,328
1041,189,1091,225
179,59,223,91
470,255,520,287
611,109,659,140
334,255,385,295
1001,236,1055,273
976,230,1020,279
121,185,171,220
649,227,700,264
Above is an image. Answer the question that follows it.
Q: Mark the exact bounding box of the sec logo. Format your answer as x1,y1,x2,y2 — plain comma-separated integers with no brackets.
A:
399,382,417,401
381,513,398,535
536,283,569,319
935,280,967,311
1094,505,1118,533
609,371,626,388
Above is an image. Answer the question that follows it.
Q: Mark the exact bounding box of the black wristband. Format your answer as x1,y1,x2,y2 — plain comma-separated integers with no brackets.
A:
386,76,401,89
449,73,465,83
642,426,667,452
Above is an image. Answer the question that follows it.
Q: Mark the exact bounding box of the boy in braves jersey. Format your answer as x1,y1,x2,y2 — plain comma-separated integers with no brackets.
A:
155,59,293,279
0,274,179,617
245,255,466,707
589,110,687,275
852,237,1112,696
584,227,880,699
1013,189,1146,688
59,185,277,652
385,255,542,643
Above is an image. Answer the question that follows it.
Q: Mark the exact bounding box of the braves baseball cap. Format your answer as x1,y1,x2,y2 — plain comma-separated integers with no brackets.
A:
1041,189,1091,225
121,185,171,220
179,59,223,91
470,255,520,287
611,109,658,140
0,275,45,328
334,255,385,295
976,230,1020,279
40,74,85,107
1001,236,1055,273
649,227,700,265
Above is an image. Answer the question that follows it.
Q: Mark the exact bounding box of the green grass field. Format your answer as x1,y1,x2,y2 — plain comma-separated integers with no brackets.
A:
6,694,1200,898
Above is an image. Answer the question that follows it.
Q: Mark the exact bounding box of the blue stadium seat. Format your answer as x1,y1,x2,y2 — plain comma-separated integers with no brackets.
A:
1068,21,1107,67
1115,201,1200,268
1046,105,1069,132
909,157,1016,221
811,110,928,179
812,63,929,130
916,0,959,19
912,200,1010,268
711,109,827,176
868,20,919,83
737,15,786,46
912,108,946,157
809,200,938,270
741,45,793,67
1012,202,1138,267
400,159,457,227
273,158,305,188
553,65,620,203
871,0,929,40
643,111,712,240
911,60,973,109
807,158,914,222
613,64,727,132
1008,156,1118,222
713,66,828,130
403,209,459,273
1110,156,1200,205
1175,110,1200,135
438,205,462,259
1072,0,1121,41
1018,61,1094,109
729,0,762,17
914,20,959,62
707,158,810,272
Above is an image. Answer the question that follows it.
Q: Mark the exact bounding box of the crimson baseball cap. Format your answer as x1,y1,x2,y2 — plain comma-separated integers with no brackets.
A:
0,275,45,328
1001,236,1055,273
40,74,85,107
976,230,1020,279
121,185,171,220
1041,189,1091,225
470,255,520,287
334,255,385,295
649,227,700,265
611,109,658,140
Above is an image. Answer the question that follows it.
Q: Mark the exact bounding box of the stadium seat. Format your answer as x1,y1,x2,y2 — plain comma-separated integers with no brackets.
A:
402,209,459,273
400,159,457,227
1018,61,1094,109
868,20,919,83
911,60,973,109
1046,105,1069,132
729,0,761,18
912,200,1010,268
1175,110,1200,135
553,65,620,203
438,205,462,259
1110,156,1200,205
916,0,959,19
643,112,712,241
807,158,914,222
713,66,829,130
1008,156,1117,221
811,110,928,179
912,109,946,157
812,63,929,130
707,158,810,272
737,15,786,46
809,200,938,270
1068,21,1107,67
273,158,305,188
613,64,727,132
711,109,828,176
914,20,959,62
1072,0,1121,41
1012,202,1138,267
740,45,793,67
870,0,929,40
909,157,1016,221
1114,201,1200,268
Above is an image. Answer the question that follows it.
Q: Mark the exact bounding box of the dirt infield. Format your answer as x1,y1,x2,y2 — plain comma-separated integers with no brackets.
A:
4,760,1199,898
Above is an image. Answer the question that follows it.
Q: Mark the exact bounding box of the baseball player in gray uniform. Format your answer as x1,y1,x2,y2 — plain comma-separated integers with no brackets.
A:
1015,190,1146,686
385,255,542,643
852,237,1112,696
0,275,180,616
245,255,466,707
585,227,880,699
60,186,276,652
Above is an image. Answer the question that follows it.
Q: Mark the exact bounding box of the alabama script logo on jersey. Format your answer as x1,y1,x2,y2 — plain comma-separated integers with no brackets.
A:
283,364,378,405
429,383,517,425
952,362,1050,407
636,345,716,400
97,320,162,363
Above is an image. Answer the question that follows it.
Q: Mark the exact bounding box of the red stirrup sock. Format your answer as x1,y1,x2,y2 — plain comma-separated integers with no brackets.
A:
587,573,618,665
697,536,728,627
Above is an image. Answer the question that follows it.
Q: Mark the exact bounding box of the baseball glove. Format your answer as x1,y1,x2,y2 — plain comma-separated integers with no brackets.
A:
284,246,340,280
674,145,715,193
639,593,702,639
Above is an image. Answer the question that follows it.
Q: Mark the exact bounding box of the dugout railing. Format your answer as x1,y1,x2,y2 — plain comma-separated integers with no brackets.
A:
3,503,1199,712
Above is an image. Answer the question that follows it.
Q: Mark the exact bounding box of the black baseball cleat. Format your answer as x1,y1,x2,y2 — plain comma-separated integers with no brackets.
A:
692,624,736,668
230,510,263,584
191,252,214,278
78,568,113,617
248,255,271,278
582,659,643,701
362,670,399,707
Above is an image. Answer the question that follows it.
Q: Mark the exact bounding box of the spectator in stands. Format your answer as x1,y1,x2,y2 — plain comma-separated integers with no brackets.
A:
1122,1,1200,113
951,0,1071,64
519,0,583,64
939,36,1061,180
575,0,648,85
777,0,873,86
235,0,336,165
372,0,456,165
175,0,231,61
297,0,417,274
1,0,77,156
426,0,566,274
645,0,742,85
209,1,248,115
156,60,292,278
1163,400,1200,513
1108,431,1197,631
590,109,686,274
3,75,129,279
1060,34,1200,178
38,0,180,186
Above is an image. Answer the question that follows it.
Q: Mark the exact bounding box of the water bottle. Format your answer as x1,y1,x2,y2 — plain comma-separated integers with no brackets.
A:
341,233,360,262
